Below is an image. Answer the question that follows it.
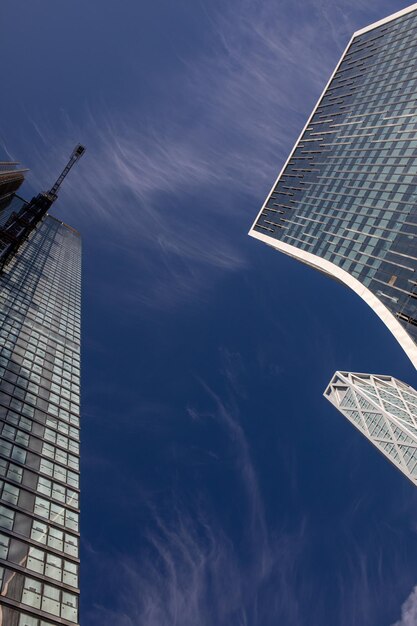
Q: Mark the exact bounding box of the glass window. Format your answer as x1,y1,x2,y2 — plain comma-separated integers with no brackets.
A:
64,533,78,558
48,527,63,552
0,533,9,559
0,505,14,530
61,591,78,622
2,482,19,505
31,520,47,544
19,614,39,626
42,583,60,616
22,577,42,610
27,547,44,574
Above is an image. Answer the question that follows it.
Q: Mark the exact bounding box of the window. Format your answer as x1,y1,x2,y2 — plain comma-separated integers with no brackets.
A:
0,505,14,530
0,458,23,483
36,476,79,507
22,577,42,610
34,497,79,531
42,442,79,471
27,547,44,574
27,545,78,587
42,583,60,616
39,458,79,489
0,480,19,505
31,520,79,558
0,440,27,465
0,533,9,559
19,613,39,626
61,590,78,622
3,410,32,432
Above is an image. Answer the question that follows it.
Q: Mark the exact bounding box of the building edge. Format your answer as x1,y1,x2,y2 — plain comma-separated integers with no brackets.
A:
249,229,417,370
248,4,417,371
248,33,355,235
354,3,417,36
249,3,417,236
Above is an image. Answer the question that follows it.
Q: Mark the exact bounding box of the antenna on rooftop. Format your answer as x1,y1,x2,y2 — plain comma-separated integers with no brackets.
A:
48,144,86,198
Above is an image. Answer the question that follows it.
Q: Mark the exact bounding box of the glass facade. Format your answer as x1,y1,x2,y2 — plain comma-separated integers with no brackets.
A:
325,371,417,486
251,7,417,353
0,215,81,625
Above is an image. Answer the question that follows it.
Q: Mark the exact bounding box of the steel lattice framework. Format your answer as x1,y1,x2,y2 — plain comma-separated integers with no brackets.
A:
325,372,417,485
0,144,85,274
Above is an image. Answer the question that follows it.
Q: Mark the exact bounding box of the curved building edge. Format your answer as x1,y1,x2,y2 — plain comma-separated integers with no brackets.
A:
248,229,417,370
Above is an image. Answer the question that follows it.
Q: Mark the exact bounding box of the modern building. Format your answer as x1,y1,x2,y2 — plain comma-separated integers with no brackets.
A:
0,148,83,625
325,372,417,486
249,3,417,370
249,4,417,485
0,162,27,203
0,213,81,626
0,162,28,217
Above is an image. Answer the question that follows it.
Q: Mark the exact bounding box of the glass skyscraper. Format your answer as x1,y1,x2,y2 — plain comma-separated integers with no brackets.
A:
250,4,417,369
325,372,417,486
0,162,27,221
0,210,81,625
250,4,417,486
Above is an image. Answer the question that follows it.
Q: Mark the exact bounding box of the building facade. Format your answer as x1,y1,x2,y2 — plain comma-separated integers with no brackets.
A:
0,163,27,219
0,213,81,625
325,372,417,486
249,4,417,369
0,163,26,205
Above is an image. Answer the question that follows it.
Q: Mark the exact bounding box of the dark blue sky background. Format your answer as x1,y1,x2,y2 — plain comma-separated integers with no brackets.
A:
2,1,417,624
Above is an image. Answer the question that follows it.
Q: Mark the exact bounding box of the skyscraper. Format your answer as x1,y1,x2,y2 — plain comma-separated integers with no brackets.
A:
0,162,27,219
0,162,26,204
0,147,84,625
0,213,81,626
249,4,417,369
249,4,417,485
325,372,417,486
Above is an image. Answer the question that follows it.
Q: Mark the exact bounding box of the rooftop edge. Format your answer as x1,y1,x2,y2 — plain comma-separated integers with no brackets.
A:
354,3,417,37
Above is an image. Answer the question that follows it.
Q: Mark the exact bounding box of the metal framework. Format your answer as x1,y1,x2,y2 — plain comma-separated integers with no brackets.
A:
0,145,85,272
48,144,85,198
325,371,417,486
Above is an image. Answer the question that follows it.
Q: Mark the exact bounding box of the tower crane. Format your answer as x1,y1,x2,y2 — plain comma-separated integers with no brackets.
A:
48,143,86,199
0,144,86,272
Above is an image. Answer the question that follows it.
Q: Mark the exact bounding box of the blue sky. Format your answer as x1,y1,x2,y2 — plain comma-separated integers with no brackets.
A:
2,1,417,624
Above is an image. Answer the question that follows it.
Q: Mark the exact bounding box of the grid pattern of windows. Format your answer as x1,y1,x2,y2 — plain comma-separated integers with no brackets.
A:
0,216,81,625
253,8,417,345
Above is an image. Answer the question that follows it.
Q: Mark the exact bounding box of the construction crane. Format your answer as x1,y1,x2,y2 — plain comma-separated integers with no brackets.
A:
48,143,86,199
0,144,86,272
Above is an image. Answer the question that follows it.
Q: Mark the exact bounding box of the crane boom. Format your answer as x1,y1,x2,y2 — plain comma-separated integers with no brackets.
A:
48,144,86,198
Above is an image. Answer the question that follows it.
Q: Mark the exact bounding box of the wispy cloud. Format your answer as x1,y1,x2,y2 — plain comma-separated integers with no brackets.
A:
86,507,248,626
84,380,307,626
82,342,417,626
195,380,271,572
8,0,395,307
